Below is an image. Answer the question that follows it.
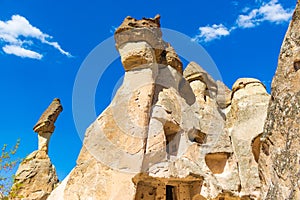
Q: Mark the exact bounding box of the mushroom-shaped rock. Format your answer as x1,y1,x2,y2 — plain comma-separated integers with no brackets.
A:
232,78,265,93
183,61,217,98
231,78,267,100
33,98,63,153
114,15,182,73
227,78,270,197
10,99,62,200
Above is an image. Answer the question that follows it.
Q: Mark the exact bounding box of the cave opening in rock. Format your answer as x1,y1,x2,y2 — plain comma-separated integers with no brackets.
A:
166,133,180,158
166,185,177,200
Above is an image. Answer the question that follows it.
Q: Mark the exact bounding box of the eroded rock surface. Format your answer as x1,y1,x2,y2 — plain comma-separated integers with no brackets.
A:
259,1,300,199
46,11,297,199
227,78,270,198
33,98,63,153
10,99,62,200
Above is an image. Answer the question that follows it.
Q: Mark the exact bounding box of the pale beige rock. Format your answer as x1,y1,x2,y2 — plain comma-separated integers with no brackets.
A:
118,42,155,71
60,29,159,199
115,15,183,74
114,15,162,50
227,79,270,198
47,172,71,200
11,151,58,200
33,98,63,153
10,99,61,200
184,61,218,98
49,15,277,200
259,1,300,199
216,80,232,109
183,61,241,199
165,43,183,74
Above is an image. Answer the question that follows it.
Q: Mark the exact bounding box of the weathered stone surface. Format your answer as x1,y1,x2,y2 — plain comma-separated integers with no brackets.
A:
227,79,270,198
184,61,218,98
10,151,58,200
216,80,232,109
33,98,63,134
118,42,156,71
259,1,300,199
10,99,61,200
47,172,71,200
49,15,278,200
115,15,183,73
33,98,63,153
165,43,183,74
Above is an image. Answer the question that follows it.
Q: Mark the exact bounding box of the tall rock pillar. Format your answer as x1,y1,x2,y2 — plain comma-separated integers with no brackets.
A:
33,98,63,154
10,98,62,200
259,1,300,199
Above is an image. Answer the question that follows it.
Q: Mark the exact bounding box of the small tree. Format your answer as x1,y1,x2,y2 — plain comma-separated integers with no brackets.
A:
0,140,20,198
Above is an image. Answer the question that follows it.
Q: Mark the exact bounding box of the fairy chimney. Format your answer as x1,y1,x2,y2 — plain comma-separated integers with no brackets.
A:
33,98,63,153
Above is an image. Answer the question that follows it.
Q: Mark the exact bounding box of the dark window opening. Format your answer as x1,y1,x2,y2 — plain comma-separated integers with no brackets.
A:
294,60,300,72
166,185,177,200
166,134,178,158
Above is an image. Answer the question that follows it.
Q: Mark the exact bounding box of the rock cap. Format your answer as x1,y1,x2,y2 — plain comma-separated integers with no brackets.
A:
232,78,265,93
33,98,63,133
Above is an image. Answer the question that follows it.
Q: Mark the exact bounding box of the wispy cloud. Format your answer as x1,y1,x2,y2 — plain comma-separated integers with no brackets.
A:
0,15,71,59
3,45,43,59
237,0,293,28
193,0,293,43
192,24,231,43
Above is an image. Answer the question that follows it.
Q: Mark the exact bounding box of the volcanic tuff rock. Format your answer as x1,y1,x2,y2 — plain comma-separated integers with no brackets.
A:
10,99,62,200
45,13,281,199
33,98,63,154
259,1,300,199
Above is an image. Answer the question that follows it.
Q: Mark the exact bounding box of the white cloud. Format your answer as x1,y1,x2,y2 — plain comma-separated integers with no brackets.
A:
0,15,71,59
192,24,231,42
193,0,293,43
3,45,43,59
237,0,293,28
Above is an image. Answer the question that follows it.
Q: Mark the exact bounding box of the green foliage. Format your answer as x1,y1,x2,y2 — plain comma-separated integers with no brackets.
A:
0,140,20,198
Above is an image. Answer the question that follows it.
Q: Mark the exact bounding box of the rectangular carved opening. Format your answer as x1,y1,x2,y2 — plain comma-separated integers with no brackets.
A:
166,185,177,200
166,133,180,158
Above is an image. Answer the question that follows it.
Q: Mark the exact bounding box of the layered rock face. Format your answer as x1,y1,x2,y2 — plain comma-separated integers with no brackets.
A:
48,15,273,200
259,1,300,199
10,99,62,200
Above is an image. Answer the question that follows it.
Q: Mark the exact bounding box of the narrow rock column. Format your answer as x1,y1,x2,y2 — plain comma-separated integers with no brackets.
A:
259,1,300,199
10,98,62,200
33,98,63,154
228,78,270,198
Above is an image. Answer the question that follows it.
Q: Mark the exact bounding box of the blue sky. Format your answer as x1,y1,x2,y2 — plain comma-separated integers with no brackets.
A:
0,0,296,181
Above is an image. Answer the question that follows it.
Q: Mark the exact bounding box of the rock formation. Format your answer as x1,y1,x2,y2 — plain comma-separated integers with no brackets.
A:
10,99,62,200
33,98,63,154
227,78,270,198
48,14,276,200
259,1,300,199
